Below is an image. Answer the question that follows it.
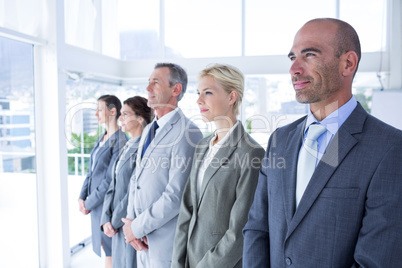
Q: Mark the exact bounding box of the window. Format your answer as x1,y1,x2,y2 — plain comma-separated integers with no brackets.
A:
0,0,44,37
340,0,387,52
64,0,388,60
118,0,160,60
165,0,242,58
245,0,335,56
65,0,99,52
0,36,39,267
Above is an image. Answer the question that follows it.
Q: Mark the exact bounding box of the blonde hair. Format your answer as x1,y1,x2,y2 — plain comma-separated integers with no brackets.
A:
198,64,244,115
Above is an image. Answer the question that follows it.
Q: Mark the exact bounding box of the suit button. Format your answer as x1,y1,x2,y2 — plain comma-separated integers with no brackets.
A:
285,257,292,265
137,186,140,189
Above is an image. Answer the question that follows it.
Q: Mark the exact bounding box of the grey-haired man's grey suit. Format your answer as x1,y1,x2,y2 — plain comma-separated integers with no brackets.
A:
128,108,202,268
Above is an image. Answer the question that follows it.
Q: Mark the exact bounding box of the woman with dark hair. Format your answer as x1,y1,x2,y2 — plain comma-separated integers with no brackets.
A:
101,96,153,268
79,95,128,268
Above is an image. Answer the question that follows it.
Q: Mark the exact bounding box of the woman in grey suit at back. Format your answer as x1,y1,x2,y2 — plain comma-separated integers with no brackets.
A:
172,64,265,267
101,96,153,268
79,95,128,268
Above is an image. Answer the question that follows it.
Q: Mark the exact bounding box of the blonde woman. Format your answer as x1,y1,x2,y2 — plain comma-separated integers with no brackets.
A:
172,64,265,267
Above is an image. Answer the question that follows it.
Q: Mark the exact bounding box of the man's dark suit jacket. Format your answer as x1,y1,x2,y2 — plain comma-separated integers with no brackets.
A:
243,103,402,267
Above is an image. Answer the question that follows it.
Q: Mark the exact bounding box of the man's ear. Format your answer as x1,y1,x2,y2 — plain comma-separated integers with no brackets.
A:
172,83,182,97
342,51,358,77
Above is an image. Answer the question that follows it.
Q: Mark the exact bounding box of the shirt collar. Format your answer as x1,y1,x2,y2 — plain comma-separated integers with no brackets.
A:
208,121,239,150
305,95,357,135
154,107,180,131
127,135,141,145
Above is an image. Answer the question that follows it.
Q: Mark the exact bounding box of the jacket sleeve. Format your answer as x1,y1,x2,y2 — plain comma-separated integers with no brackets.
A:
197,147,265,267
242,138,274,268
110,182,132,229
100,166,116,229
171,173,194,268
79,173,90,200
110,151,138,229
352,142,402,267
85,136,126,211
79,137,99,200
126,172,137,219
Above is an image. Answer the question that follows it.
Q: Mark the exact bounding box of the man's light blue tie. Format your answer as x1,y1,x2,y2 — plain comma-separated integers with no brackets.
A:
141,121,159,158
296,123,326,207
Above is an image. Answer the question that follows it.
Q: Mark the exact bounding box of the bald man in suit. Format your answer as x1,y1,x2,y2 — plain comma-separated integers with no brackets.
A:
243,18,402,267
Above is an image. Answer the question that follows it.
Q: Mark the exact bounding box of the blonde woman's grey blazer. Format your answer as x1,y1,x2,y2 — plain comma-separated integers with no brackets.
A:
172,122,265,268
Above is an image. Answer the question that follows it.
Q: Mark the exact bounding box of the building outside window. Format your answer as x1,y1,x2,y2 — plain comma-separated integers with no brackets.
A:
0,36,39,267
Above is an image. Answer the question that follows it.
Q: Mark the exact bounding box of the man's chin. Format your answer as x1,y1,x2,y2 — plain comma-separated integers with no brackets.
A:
295,93,319,104
148,102,156,108
295,95,310,104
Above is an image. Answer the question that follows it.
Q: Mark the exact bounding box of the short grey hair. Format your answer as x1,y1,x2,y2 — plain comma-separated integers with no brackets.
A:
155,63,188,101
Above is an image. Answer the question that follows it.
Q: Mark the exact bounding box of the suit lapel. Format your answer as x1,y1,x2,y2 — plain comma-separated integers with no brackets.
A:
118,138,140,170
286,104,366,239
192,140,209,204
115,142,128,163
197,123,244,206
117,146,138,172
143,110,182,159
136,110,182,180
93,130,122,170
91,133,109,171
89,136,101,173
135,126,149,178
145,122,173,157
187,138,209,238
137,128,147,160
282,119,305,227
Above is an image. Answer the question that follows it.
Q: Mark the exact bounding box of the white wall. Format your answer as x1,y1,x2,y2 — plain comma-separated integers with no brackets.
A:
371,91,402,130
